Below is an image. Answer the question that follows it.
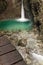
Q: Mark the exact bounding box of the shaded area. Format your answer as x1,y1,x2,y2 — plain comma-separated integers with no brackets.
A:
0,0,8,14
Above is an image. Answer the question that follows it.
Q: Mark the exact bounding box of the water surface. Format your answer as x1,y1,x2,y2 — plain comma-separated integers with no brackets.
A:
0,20,33,31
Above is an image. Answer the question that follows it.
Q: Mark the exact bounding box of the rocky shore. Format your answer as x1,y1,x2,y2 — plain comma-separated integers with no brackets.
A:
0,30,43,65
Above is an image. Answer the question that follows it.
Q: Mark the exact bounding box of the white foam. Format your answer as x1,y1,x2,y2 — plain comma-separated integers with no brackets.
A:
32,53,43,60
16,18,29,22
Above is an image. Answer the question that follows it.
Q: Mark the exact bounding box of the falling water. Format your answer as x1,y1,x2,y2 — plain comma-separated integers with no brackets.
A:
30,52,43,64
16,0,29,22
21,0,25,18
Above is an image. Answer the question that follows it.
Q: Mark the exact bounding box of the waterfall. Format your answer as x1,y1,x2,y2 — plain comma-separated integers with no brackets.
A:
16,0,29,22
21,0,25,18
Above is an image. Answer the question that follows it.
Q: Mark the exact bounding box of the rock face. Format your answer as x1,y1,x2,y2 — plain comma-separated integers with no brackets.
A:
24,0,43,22
31,0,43,41
29,0,43,25
23,0,33,20
24,0,43,40
0,0,21,20
0,0,8,14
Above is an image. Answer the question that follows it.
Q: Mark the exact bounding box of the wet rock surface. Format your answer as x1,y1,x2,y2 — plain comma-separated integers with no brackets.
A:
0,30,43,65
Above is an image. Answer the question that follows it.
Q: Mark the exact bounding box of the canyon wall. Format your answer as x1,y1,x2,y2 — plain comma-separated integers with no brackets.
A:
0,0,21,20
24,0,43,41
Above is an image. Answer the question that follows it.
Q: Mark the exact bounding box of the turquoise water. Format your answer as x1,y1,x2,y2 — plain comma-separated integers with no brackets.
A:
0,20,33,31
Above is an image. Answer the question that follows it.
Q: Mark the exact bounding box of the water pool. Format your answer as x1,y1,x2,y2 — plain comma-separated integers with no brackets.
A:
0,20,33,31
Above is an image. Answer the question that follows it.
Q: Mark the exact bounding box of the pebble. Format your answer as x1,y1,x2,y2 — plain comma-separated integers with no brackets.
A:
18,39,27,46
